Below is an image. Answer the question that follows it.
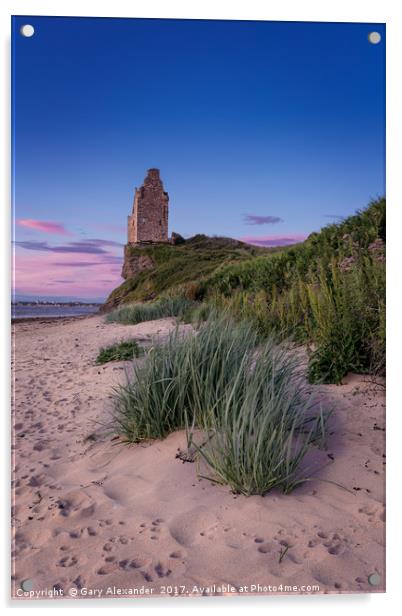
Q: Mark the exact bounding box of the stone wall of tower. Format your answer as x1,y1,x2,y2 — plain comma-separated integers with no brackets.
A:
127,168,169,244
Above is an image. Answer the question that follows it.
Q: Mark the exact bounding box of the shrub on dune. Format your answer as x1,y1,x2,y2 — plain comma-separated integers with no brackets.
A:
113,314,327,495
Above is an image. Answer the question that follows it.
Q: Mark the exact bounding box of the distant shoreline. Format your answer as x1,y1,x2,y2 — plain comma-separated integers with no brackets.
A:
12,303,102,322
12,314,98,325
12,302,102,307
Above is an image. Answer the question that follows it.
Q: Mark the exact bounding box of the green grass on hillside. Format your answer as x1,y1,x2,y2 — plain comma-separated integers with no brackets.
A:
104,235,280,308
199,198,385,383
105,198,385,384
202,198,385,298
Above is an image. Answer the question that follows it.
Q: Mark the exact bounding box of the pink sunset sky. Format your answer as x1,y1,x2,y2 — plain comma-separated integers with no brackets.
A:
13,218,126,300
13,218,306,299
239,233,308,247
13,217,306,300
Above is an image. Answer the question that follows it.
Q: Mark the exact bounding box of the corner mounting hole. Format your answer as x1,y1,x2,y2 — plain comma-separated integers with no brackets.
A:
20,24,35,38
368,31,381,45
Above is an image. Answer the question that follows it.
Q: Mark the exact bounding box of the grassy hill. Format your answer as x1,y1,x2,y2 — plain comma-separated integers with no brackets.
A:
104,198,385,383
201,197,385,382
103,234,286,310
201,197,385,297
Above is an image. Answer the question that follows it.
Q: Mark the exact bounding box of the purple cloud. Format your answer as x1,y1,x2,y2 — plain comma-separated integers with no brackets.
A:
240,234,308,247
99,256,123,264
244,215,283,225
15,238,123,255
54,256,123,267
53,261,102,267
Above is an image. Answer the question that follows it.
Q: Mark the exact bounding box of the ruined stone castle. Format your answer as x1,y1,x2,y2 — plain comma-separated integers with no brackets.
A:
127,168,169,244
122,168,170,280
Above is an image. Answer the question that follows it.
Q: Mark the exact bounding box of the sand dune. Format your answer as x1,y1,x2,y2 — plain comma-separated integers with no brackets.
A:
11,315,385,599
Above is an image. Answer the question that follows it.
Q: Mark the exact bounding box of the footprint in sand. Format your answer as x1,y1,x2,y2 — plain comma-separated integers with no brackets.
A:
319,532,348,556
168,509,218,547
139,518,165,541
154,562,171,578
358,505,378,521
99,519,113,528
73,576,85,589
119,557,150,571
257,543,272,554
97,563,117,575
56,491,95,518
58,555,78,567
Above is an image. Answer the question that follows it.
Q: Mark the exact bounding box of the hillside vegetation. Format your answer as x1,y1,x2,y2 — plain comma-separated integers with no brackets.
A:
103,235,282,309
200,198,385,383
105,197,385,383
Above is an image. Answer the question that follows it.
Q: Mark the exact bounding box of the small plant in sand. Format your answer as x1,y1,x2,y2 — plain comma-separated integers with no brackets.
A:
113,314,328,496
106,295,194,325
96,340,144,364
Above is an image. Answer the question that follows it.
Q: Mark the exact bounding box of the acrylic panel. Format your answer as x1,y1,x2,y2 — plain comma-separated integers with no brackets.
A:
11,16,386,600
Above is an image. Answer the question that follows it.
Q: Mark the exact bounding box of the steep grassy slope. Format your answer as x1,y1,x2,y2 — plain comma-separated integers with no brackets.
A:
104,198,385,383
202,198,385,297
103,235,284,310
201,198,385,382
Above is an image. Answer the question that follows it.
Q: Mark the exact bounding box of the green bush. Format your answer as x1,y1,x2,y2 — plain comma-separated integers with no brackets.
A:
306,259,385,383
113,315,328,495
96,340,144,364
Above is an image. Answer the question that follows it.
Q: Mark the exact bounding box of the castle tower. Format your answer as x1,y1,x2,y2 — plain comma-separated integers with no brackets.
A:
127,168,169,244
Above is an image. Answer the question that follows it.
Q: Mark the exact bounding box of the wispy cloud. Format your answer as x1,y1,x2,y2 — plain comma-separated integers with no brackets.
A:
243,215,283,225
54,256,123,267
13,251,123,299
240,234,308,247
16,219,73,236
53,261,103,267
15,238,123,255
90,223,126,234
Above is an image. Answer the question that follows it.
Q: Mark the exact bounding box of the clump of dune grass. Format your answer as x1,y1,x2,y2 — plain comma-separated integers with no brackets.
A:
106,296,194,325
96,340,144,364
113,315,256,441
190,341,326,495
113,314,328,495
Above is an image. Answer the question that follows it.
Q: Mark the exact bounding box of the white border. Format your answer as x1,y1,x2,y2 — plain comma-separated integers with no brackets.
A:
2,1,401,614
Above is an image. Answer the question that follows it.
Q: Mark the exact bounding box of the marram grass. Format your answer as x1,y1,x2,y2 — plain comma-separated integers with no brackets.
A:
113,314,328,495
106,295,194,325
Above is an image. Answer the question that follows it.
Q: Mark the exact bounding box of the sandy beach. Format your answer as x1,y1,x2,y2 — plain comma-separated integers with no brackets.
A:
11,315,385,599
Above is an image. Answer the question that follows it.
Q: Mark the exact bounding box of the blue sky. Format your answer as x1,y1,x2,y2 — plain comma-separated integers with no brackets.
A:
12,16,385,299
